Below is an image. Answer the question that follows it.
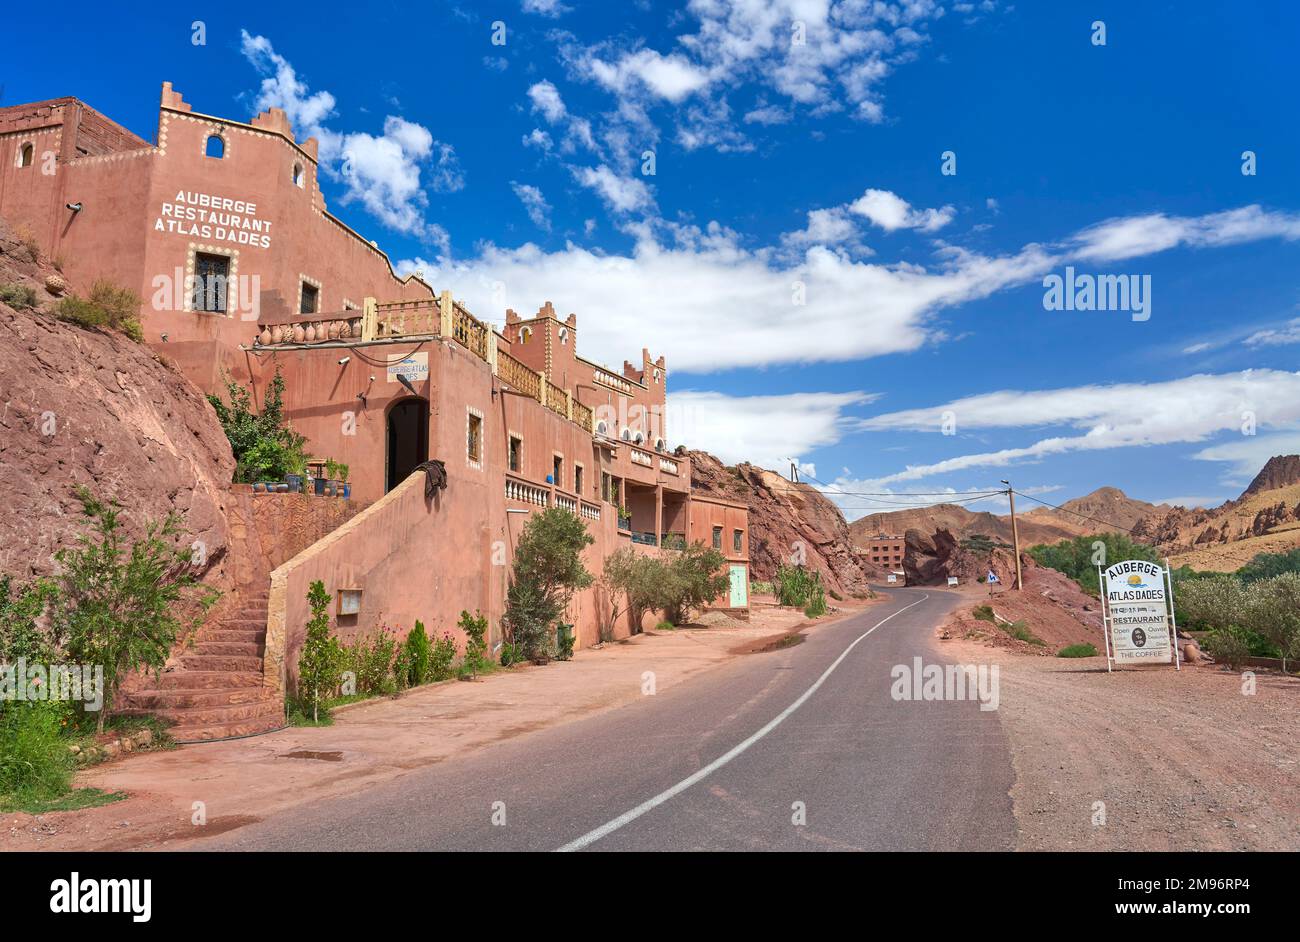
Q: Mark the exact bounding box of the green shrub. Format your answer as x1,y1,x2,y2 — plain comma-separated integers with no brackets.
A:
54,279,143,341
1057,643,1098,658
503,508,593,662
1003,620,1045,646
402,620,432,687
0,701,74,802
498,641,523,667
1237,548,1300,585
458,610,489,678
803,582,828,618
655,620,675,631
660,542,730,625
0,282,38,310
0,575,58,664
972,604,996,623
296,581,344,722
430,630,458,679
55,487,217,733
344,628,399,696
750,580,774,596
207,367,308,484
1204,626,1252,670
775,564,828,613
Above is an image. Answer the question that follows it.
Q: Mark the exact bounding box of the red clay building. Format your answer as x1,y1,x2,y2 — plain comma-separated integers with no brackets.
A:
0,85,750,735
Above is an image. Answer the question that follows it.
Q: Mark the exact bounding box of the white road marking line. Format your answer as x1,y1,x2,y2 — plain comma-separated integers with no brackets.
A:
555,593,933,852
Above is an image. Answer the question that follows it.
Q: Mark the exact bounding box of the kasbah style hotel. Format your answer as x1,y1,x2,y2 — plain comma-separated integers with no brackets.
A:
0,83,750,740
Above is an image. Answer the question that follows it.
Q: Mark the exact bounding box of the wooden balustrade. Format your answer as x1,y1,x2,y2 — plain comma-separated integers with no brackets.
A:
545,382,568,418
497,351,540,398
573,400,594,433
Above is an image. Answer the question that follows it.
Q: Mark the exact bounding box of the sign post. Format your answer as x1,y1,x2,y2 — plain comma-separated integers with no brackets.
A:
1102,559,1177,669
1097,564,1113,672
1164,558,1182,671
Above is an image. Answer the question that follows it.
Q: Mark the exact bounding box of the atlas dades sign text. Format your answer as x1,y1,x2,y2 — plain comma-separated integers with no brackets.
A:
154,190,273,249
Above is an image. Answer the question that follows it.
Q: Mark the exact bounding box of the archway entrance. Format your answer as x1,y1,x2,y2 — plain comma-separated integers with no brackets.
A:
386,398,429,493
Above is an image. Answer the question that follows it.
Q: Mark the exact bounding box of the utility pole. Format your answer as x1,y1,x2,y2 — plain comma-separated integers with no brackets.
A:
1001,479,1023,591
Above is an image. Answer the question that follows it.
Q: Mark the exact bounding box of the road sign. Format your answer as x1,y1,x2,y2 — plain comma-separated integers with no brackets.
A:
986,570,999,584
947,576,959,587
1100,559,1176,669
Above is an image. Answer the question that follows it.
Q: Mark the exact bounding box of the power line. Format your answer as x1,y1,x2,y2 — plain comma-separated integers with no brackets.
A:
1011,489,1139,535
799,472,1005,500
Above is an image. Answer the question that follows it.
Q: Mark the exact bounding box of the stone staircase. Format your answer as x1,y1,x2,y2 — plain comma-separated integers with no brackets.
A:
120,589,284,742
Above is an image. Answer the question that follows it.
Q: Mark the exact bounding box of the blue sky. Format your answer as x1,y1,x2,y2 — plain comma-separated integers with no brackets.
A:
7,1,1300,520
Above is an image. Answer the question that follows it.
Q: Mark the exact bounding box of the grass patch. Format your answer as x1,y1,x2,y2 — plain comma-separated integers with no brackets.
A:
1002,619,1046,646
972,604,996,623
655,620,675,631
54,279,144,341
0,787,127,815
0,282,38,310
1057,643,1099,658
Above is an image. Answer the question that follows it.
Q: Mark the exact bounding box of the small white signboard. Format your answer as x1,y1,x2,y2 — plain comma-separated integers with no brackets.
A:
887,573,898,584
1102,560,1172,665
947,576,959,587
387,352,429,384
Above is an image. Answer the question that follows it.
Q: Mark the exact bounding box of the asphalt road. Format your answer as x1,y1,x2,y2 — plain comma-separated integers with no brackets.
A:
198,588,1016,851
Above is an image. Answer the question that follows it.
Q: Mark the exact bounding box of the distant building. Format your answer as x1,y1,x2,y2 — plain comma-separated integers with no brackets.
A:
863,534,905,568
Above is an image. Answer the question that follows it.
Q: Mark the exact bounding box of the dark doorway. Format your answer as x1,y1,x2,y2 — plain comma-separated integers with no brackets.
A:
386,398,429,492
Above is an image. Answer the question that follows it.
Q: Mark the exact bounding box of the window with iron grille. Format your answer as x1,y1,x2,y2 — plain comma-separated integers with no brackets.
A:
467,412,483,463
300,282,319,315
192,253,229,313
733,529,743,553
712,526,722,550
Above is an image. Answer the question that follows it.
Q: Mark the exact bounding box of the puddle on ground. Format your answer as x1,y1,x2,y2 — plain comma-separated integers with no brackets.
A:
279,750,344,762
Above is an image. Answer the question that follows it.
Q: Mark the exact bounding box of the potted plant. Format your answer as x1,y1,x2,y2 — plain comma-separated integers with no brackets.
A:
284,455,306,493
616,505,632,530
312,463,327,496
338,463,351,499
324,459,342,497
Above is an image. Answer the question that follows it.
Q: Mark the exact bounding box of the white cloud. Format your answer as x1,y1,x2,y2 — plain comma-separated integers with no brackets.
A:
417,204,1300,375
510,182,552,231
857,370,1300,484
1192,429,1300,480
522,0,570,16
571,165,654,214
1072,205,1300,262
1244,317,1300,347
850,188,954,232
584,49,712,103
241,31,456,244
667,389,877,471
527,80,568,123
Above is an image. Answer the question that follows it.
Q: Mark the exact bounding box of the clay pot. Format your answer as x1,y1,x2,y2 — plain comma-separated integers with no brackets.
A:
292,324,305,343
305,323,316,343
44,273,68,296
271,325,284,344
328,320,342,340
259,327,272,345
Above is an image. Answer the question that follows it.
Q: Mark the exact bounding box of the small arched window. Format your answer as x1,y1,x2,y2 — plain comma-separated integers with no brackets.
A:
204,134,225,159
17,142,34,168
655,437,666,452
596,420,609,436
620,428,631,442
558,327,569,345
519,327,532,344
292,162,304,187
633,431,645,445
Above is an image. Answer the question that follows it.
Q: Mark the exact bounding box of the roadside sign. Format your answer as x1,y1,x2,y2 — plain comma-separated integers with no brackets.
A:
1098,559,1180,672
947,576,959,587
887,573,898,584
986,570,999,584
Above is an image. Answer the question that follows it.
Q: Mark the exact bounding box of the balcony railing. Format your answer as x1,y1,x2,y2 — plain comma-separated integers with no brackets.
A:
497,350,540,398
555,492,578,514
630,448,653,468
659,457,679,475
453,304,488,359
580,501,602,521
630,531,657,546
545,382,569,418
505,475,549,507
573,400,593,433
374,297,439,338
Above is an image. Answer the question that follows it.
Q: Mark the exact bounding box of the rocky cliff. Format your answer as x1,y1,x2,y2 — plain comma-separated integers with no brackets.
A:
689,450,872,598
0,217,236,583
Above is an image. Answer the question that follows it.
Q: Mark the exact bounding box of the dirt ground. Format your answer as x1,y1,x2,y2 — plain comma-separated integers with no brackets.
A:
1,598,877,851
941,636,1300,851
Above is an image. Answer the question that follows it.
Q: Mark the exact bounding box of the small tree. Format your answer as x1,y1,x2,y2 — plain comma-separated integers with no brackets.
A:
297,580,344,722
660,543,730,626
503,508,594,661
458,610,489,679
403,620,432,686
56,488,217,733
598,547,663,639
207,366,308,483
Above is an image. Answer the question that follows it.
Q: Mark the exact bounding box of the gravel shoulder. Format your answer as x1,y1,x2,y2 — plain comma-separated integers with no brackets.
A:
941,636,1300,851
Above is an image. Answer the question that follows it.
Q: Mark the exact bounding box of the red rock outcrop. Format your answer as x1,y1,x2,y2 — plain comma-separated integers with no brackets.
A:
689,450,872,597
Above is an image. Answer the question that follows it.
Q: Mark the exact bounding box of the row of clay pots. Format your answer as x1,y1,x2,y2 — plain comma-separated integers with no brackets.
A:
258,317,364,346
